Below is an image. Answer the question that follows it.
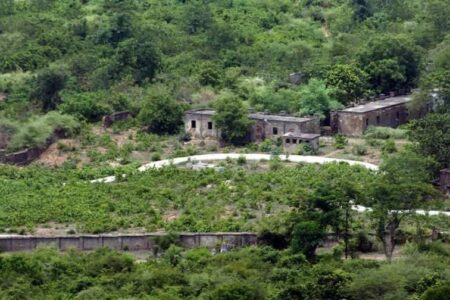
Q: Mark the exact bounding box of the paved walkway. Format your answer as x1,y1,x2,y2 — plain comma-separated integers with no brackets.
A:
91,153,450,217
92,153,378,183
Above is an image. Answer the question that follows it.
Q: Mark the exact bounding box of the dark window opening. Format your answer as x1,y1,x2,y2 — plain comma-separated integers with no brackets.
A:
292,139,297,144
366,118,369,126
396,112,400,119
273,127,278,135
376,116,380,124
286,139,290,144
191,120,196,128
208,122,213,130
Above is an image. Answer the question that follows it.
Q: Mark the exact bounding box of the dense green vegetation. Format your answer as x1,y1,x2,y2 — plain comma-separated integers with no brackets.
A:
0,161,375,233
0,1,449,298
0,0,449,148
0,244,449,299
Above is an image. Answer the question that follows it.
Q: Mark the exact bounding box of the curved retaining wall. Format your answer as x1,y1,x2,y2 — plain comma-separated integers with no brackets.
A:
0,233,257,252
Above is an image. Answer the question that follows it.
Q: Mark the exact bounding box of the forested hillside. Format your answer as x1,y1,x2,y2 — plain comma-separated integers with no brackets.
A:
0,0,449,121
1,1,450,299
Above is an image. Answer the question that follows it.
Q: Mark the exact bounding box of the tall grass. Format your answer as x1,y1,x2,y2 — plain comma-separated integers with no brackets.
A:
3,112,80,152
364,126,408,140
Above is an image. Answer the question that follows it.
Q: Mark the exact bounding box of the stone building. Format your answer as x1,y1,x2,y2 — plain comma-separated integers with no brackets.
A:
439,169,450,195
331,95,429,136
282,132,320,153
184,109,320,142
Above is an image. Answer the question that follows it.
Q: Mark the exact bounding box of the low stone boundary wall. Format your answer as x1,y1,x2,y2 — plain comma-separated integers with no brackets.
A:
0,233,258,252
0,130,67,165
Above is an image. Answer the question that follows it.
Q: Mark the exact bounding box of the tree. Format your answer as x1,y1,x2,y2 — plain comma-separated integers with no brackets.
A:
351,0,372,22
418,70,450,111
370,150,438,261
292,79,343,120
32,68,68,111
408,113,450,169
357,35,421,93
291,220,325,260
421,284,450,300
138,92,184,134
326,64,368,105
183,0,213,34
0,0,15,16
209,282,265,300
213,92,253,145
59,92,111,122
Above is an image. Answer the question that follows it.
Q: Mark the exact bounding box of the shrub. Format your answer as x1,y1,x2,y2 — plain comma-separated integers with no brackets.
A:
382,139,397,154
365,138,382,147
151,152,161,161
421,284,450,300
59,92,111,122
334,134,348,149
259,139,275,153
352,144,368,156
209,281,265,300
8,119,53,151
364,126,407,140
297,143,317,155
138,91,184,135
237,155,246,165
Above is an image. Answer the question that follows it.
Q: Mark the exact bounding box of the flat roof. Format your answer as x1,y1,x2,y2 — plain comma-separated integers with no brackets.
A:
185,109,314,123
283,132,320,139
339,95,412,113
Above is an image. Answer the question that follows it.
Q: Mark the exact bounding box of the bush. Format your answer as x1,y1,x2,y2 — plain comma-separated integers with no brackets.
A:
6,112,79,152
59,92,111,122
334,134,348,149
421,284,450,300
138,91,184,135
365,138,382,147
237,155,247,165
259,139,276,153
352,144,368,156
151,152,161,161
297,143,317,155
382,139,397,154
209,281,265,300
364,126,407,140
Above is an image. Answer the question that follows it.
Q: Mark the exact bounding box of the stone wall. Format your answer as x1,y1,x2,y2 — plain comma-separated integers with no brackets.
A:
185,111,320,142
102,111,133,128
336,103,413,136
184,111,220,139
439,169,450,195
0,233,258,252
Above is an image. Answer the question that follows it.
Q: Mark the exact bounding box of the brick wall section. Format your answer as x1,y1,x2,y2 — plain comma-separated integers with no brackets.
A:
0,233,258,252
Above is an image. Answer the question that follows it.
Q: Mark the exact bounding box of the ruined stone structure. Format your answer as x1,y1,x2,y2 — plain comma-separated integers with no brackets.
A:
184,109,320,142
282,132,320,153
0,130,67,165
102,111,133,128
0,130,10,149
332,95,429,136
0,233,258,252
439,169,450,195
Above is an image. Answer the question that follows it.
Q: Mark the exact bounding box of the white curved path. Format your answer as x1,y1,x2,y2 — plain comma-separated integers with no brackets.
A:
91,153,449,217
92,153,378,183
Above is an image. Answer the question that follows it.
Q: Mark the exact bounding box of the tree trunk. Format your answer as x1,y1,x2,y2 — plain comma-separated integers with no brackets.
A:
382,218,400,262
